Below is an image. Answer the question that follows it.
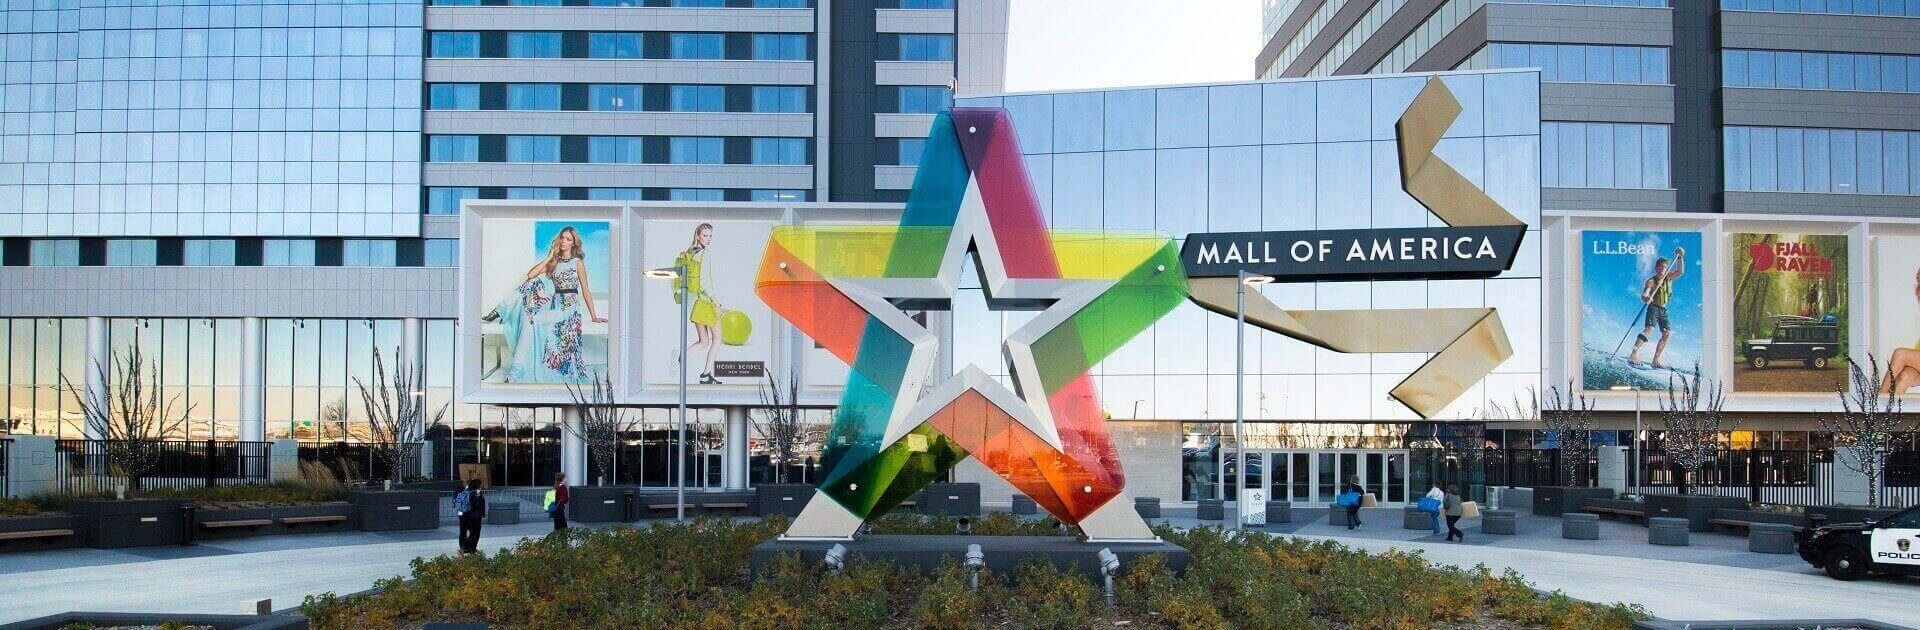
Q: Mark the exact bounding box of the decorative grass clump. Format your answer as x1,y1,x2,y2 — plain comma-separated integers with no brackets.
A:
301,516,1645,629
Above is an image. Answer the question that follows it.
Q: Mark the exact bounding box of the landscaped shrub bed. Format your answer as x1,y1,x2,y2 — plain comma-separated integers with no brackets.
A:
302,515,1643,629
142,482,348,508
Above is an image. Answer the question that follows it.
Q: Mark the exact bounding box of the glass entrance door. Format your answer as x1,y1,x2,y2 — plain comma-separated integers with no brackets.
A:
1260,450,1409,506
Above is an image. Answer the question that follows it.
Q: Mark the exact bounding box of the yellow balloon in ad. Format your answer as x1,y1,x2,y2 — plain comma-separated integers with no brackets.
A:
721,310,752,346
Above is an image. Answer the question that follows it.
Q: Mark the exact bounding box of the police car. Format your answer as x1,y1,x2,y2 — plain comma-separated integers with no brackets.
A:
1797,504,1920,581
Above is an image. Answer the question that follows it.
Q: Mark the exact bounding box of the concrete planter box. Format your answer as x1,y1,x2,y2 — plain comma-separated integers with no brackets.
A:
1643,494,1746,532
757,484,815,517
193,502,353,540
1265,501,1292,523
1327,505,1354,527
1402,506,1433,530
487,500,522,525
568,486,632,523
1804,505,1901,527
1532,487,1615,517
1135,497,1161,519
1196,498,1224,521
70,499,190,549
2,611,308,630
1709,508,1810,532
0,514,83,552
920,483,980,516
1011,495,1037,515
349,490,440,532
1498,487,1533,510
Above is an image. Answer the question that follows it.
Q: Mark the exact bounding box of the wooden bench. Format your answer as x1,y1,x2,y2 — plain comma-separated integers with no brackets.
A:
1582,506,1645,521
201,519,273,530
0,528,75,541
279,515,348,526
1708,518,1804,533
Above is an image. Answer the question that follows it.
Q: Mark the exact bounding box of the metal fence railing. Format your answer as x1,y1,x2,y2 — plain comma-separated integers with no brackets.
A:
298,442,422,485
1484,445,1920,508
54,439,272,494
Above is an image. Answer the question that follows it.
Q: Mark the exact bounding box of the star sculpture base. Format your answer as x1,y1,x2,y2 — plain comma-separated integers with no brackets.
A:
750,533,1190,581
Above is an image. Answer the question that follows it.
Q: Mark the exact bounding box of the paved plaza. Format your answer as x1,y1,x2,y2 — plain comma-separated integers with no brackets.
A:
3,505,1916,626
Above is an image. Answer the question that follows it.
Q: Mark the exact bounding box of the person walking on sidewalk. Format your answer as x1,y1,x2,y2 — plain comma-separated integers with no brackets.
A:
1425,482,1447,536
455,478,487,556
547,473,571,532
1341,475,1366,530
1443,484,1466,542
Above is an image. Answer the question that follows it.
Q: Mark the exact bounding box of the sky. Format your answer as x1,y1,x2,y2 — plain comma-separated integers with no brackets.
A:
1003,0,1262,93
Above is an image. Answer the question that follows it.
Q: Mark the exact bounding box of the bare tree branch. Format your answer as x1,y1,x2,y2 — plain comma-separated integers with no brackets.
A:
753,369,804,484
354,345,445,485
562,371,638,487
1821,355,1914,508
61,345,194,494
1658,364,1732,495
1542,381,1597,487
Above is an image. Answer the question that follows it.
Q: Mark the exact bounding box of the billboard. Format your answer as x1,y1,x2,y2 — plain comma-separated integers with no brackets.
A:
1876,236,1920,395
1579,230,1704,390
640,218,776,388
1731,233,1849,392
475,217,616,384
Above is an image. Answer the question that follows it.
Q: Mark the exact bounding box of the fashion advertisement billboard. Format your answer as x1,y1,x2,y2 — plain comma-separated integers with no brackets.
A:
1875,236,1920,395
1579,230,1704,390
640,218,775,388
1731,233,1849,392
476,218,616,385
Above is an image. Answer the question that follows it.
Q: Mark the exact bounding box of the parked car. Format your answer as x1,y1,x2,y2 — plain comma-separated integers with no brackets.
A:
1744,315,1840,369
1797,504,1920,580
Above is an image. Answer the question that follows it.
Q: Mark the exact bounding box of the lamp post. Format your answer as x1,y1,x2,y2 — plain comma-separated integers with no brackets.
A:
1611,384,1642,494
1234,271,1274,531
647,265,690,521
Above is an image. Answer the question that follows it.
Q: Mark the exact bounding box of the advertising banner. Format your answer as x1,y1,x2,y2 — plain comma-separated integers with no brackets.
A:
1580,230,1704,390
476,218,616,384
1875,236,1920,395
1731,233,1849,393
641,218,776,388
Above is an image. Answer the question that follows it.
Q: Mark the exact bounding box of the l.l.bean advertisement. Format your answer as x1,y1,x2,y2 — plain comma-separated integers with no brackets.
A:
1731,233,1849,392
1580,230,1704,390
642,219,776,387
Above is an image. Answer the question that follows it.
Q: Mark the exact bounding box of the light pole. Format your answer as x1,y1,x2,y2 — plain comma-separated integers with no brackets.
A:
647,265,690,521
1234,271,1274,531
1611,385,1642,494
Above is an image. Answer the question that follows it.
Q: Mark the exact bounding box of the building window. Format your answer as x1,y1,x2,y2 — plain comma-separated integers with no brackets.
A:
430,32,481,58
510,0,564,5
669,137,725,164
673,0,724,5
751,34,809,61
588,188,648,200
263,240,317,266
751,137,809,165
751,189,808,202
427,187,480,215
588,33,644,59
429,136,481,162
751,86,808,113
506,84,563,111
588,137,647,163
1725,126,1920,196
893,86,952,114
895,138,926,166
1721,0,1920,17
105,239,157,266
885,0,955,7
589,85,645,111
507,187,562,200
505,136,561,163
428,84,481,110
669,85,725,112
425,240,460,268
507,32,563,59
1463,43,1669,85
670,33,725,60
669,188,724,201
1542,122,1672,189
183,239,237,266
30,240,80,266
342,240,398,267
430,0,482,5
1724,50,1920,94
753,0,810,6
894,34,955,61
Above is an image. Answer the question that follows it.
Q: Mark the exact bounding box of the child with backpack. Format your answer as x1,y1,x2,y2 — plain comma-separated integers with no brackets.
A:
455,478,487,556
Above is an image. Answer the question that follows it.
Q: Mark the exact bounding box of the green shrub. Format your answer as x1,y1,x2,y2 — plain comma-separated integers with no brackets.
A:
142,482,347,507
909,559,998,629
0,497,40,517
1004,558,1103,629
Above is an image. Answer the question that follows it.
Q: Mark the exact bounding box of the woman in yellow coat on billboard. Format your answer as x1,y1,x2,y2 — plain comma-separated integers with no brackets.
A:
676,223,725,384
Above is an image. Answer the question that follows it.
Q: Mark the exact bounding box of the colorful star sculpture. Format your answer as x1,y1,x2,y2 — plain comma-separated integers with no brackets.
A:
755,108,1188,542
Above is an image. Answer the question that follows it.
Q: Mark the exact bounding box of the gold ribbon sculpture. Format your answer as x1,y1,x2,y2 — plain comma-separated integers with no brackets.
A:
1188,77,1520,419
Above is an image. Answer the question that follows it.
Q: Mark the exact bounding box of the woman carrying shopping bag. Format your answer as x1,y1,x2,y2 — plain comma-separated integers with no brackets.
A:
1336,476,1365,530
1420,482,1446,535
1443,484,1466,542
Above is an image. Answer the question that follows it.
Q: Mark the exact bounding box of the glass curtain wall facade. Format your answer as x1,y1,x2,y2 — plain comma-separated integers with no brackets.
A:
1,0,426,238
0,318,87,437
